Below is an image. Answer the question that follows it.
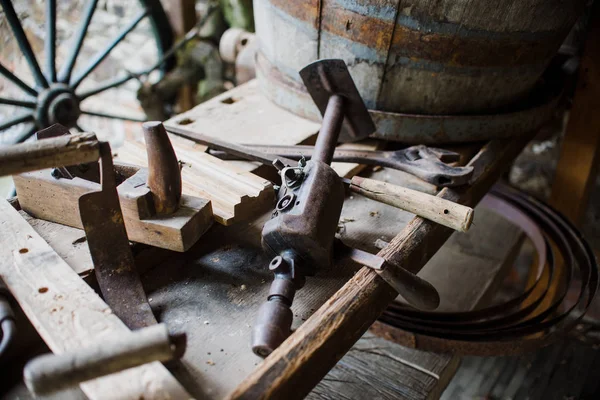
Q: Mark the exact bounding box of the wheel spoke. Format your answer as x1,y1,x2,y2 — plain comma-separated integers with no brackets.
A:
81,109,146,122
45,0,57,82
0,97,36,108
58,0,99,83
0,62,38,96
70,8,150,89
0,112,34,132
12,122,37,144
0,0,49,88
76,74,136,100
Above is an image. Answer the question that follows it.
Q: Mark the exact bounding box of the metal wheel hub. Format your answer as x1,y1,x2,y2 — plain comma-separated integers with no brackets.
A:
36,84,80,128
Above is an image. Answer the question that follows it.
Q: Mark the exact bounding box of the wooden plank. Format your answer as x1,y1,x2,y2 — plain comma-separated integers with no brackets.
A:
229,136,531,399
0,200,191,400
549,2,600,226
308,332,455,400
20,211,93,277
163,80,321,173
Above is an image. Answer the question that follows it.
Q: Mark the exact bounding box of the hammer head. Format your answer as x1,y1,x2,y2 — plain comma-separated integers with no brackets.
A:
300,59,376,143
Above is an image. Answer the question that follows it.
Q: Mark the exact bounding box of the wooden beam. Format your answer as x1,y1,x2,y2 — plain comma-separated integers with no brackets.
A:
0,200,190,400
550,2,600,226
229,136,532,399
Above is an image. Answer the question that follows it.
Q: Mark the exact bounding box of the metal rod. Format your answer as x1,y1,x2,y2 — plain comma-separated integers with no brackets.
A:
76,74,135,100
1,0,49,89
70,9,149,89
58,0,99,83
166,124,297,167
0,113,34,132
312,94,344,165
0,62,38,96
80,109,146,122
45,0,57,82
0,97,36,108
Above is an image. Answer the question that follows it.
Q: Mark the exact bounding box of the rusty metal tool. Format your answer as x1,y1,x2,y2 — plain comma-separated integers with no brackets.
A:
165,127,474,231
334,240,439,310
23,324,186,396
248,59,443,357
79,142,157,329
207,144,474,187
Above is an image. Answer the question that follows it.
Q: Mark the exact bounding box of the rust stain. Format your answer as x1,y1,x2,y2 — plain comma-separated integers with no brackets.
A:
321,6,395,53
267,0,321,28
389,25,564,68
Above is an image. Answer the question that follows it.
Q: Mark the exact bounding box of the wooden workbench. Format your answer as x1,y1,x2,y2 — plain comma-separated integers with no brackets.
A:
0,81,532,399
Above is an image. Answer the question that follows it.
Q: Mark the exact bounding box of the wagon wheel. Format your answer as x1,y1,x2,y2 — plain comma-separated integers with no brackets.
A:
0,0,175,144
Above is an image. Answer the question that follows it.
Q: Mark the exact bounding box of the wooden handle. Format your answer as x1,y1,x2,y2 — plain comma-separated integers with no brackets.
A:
23,324,185,396
0,132,99,177
350,176,473,232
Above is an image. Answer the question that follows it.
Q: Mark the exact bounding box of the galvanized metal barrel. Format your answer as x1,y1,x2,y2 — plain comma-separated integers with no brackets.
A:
253,0,584,142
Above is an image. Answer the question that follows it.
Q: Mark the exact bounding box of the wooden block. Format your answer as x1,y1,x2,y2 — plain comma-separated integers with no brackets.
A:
117,135,275,226
0,200,191,400
14,169,213,252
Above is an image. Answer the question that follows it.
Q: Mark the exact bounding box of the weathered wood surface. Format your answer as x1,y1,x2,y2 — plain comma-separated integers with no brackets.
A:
0,200,191,400
24,164,520,400
163,80,321,174
19,211,93,277
441,338,600,400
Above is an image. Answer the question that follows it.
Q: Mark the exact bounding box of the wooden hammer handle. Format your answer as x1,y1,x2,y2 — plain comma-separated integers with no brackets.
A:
350,176,473,232
0,132,99,177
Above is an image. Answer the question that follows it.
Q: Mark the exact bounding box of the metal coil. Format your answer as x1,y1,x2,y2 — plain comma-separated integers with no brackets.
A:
376,184,599,356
